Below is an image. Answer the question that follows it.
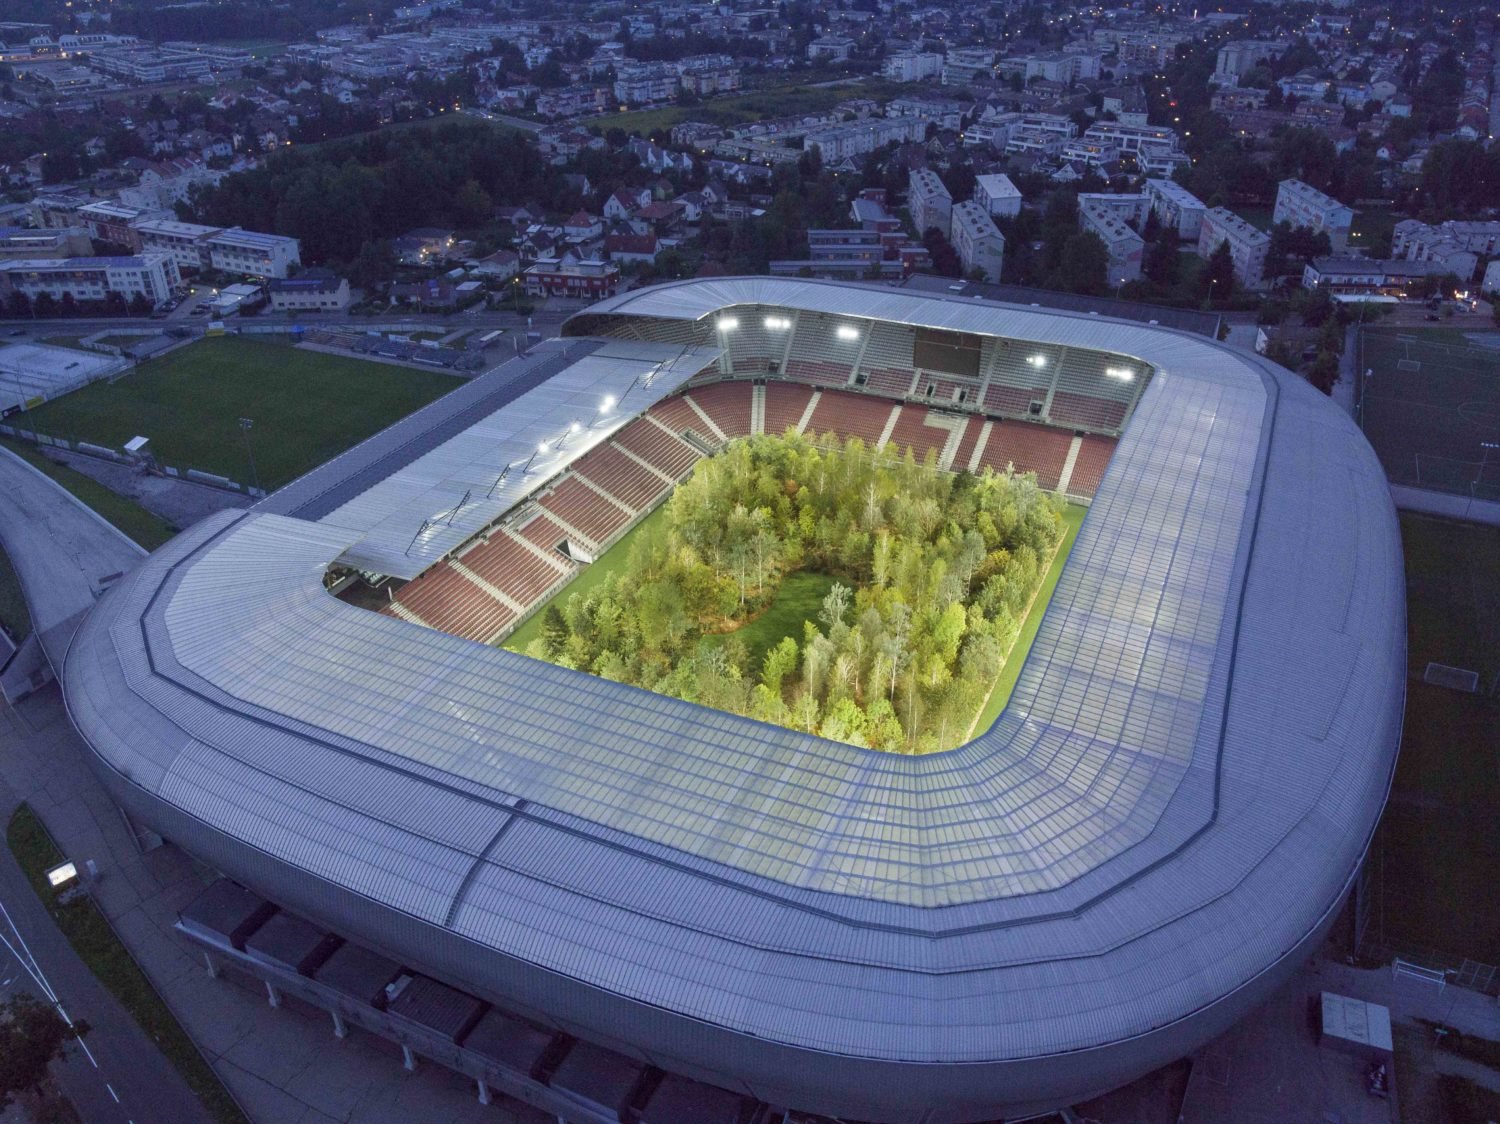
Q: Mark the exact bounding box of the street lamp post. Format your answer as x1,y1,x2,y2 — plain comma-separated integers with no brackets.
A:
238,417,260,496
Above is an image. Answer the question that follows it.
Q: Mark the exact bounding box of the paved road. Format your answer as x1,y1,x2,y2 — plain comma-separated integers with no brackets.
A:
0,449,217,1122
0,447,144,667
0,770,214,1124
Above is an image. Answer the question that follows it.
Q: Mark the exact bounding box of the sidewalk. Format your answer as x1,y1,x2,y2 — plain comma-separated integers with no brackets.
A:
0,442,545,1123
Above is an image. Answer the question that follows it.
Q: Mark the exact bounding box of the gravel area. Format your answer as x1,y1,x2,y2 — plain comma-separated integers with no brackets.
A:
37,446,251,530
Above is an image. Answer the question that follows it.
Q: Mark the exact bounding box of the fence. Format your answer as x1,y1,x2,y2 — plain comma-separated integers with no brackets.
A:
0,420,264,498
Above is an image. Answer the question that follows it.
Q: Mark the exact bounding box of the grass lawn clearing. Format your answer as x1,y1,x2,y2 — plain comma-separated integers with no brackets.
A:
970,502,1085,738
7,804,248,1124
20,336,460,491
705,570,838,675
1369,513,1500,964
0,438,176,550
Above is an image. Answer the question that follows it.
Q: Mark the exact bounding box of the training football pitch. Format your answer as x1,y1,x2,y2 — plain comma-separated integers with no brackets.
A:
15,336,461,491
1358,328,1500,502
1368,513,1500,965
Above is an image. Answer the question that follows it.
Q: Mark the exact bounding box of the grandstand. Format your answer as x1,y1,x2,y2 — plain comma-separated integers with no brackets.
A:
360,294,1155,653
65,278,1404,1124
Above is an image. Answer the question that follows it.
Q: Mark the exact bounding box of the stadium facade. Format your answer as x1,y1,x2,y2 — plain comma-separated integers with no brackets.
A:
62,278,1405,1123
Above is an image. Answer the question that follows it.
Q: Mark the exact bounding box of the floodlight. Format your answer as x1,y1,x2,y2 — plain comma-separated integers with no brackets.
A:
836,325,860,341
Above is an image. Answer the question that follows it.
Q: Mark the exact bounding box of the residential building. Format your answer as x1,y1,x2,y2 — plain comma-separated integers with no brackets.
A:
603,233,660,264
267,270,350,312
807,229,885,265
942,47,994,86
77,201,158,251
0,253,179,304
803,116,931,163
522,256,620,298
1144,178,1206,240
1137,146,1193,178
1077,193,1148,225
974,174,1022,220
1059,139,1120,168
1300,256,1453,295
1024,51,1100,83
1215,40,1282,81
806,36,855,62
1198,207,1270,290
1082,122,1179,155
1079,198,1144,286
908,169,952,239
614,62,679,106
0,226,92,260
769,257,905,281
204,228,301,279
1392,219,1500,274
950,200,1005,283
882,52,943,83
1273,179,1354,253
132,218,220,272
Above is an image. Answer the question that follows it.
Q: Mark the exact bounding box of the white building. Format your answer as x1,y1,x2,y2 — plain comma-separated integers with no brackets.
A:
267,271,350,312
950,199,1005,282
1024,51,1101,83
132,218,221,272
1144,178,1206,240
882,52,943,83
1079,198,1144,286
0,253,179,305
1198,207,1270,290
942,47,994,86
1273,179,1354,253
803,116,932,163
1082,122,1180,155
1077,193,1148,225
908,169,952,239
204,228,301,279
974,174,1022,219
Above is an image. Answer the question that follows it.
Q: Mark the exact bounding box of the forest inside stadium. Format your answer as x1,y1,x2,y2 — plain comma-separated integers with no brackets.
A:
511,432,1067,753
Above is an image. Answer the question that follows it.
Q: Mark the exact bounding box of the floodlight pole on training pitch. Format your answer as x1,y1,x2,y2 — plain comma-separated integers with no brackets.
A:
239,416,260,496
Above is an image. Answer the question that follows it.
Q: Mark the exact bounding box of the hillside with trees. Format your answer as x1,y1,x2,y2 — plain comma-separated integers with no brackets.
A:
521,432,1065,753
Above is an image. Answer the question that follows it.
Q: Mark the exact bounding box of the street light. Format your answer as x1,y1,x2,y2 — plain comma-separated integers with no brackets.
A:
238,417,260,495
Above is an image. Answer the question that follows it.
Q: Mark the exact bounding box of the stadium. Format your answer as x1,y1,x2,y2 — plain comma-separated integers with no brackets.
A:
62,277,1405,1123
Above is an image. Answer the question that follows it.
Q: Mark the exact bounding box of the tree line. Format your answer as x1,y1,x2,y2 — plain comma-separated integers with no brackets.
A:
524,432,1065,753
183,121,563,267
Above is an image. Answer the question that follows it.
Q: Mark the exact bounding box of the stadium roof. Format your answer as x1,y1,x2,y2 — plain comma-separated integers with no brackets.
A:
63,278,1404,1121
315,338,718,578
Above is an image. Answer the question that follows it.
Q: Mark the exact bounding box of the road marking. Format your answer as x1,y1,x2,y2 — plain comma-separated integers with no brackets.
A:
107,1083,120,1103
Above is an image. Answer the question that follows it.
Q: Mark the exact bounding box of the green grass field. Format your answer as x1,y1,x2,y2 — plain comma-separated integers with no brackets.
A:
590,76,911,137
706,571,838,673
969,502,1086,738
7,805,248,1124
20,336,460,491
1372,513,1500,963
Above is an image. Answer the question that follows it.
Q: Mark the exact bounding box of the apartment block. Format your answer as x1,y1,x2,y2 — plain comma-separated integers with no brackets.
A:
0,227,92,260
803,116,931,163
908,169,952,239
881,52,943,82
1198,207,1270,290
950,200,1005,283
1144,178,1206,240
974,174,1022,219
0,253,179,305
1079,198,1144,286
1273,179,1353,253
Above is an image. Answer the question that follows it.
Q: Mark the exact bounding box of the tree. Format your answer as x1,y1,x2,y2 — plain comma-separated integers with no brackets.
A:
0,994,89,1111
1307,349,1340,395
128,292,153,317
32,293,57,319
7,291,31,318
1264,222,1331,279
1205,239,1235,302
1050,232,1108,296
